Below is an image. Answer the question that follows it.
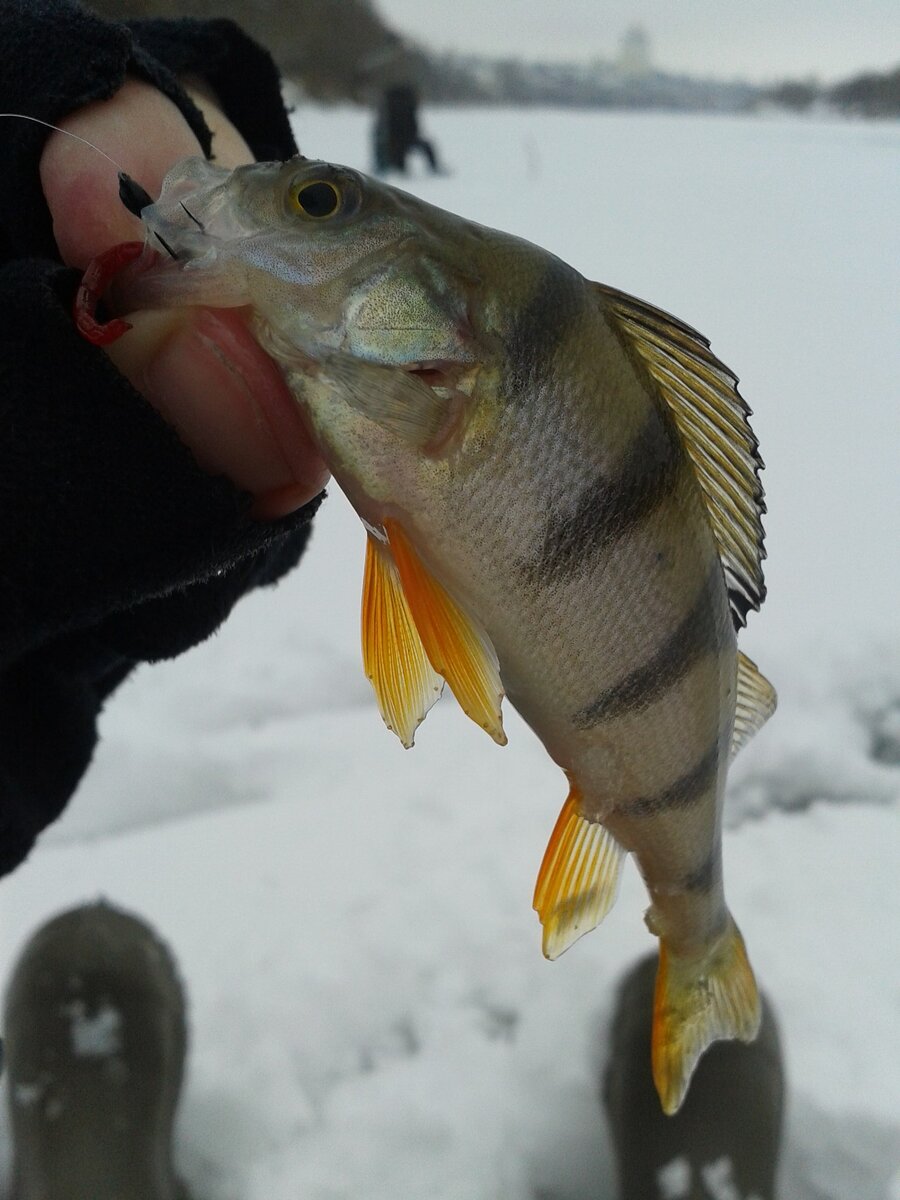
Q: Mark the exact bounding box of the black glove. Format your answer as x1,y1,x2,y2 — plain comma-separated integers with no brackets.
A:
0,0,320,875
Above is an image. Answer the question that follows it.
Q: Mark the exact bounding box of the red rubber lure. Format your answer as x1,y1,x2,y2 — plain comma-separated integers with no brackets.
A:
73,241,144,346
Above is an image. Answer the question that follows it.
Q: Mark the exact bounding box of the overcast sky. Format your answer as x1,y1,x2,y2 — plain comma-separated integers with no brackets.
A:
373,0,900,84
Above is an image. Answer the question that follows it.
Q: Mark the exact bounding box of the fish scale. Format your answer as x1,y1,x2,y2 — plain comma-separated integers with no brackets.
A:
103,152,776,1115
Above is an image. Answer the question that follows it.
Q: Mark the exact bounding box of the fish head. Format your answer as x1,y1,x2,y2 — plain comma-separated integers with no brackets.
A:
233,157,502,513
134,155,484,364
124,155,530,514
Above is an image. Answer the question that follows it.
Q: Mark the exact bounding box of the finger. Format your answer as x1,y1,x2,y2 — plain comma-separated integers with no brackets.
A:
40,79,222,269
40,81,328,512
106,307,329,515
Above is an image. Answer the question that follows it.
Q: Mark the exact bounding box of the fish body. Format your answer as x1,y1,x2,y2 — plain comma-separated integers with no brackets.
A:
118,156,776,1113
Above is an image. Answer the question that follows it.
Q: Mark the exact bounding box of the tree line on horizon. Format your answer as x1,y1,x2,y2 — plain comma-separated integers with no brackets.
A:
86,0,899,117
763,66,900,118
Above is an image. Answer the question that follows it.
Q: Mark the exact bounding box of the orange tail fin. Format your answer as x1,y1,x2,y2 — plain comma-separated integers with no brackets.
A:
652,916,761,1114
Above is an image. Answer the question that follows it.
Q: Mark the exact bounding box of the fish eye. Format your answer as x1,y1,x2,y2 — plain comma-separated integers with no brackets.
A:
291,179,341,219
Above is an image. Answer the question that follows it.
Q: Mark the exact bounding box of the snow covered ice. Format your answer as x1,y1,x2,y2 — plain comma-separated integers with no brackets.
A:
0,107,897,1198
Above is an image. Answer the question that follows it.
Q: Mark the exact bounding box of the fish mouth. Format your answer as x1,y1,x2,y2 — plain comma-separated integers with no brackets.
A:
74,241,328,517
107,244,251,316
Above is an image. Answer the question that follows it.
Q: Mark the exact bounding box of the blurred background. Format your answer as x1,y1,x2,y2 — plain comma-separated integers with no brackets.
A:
1,3,897,1199
89,0,900,114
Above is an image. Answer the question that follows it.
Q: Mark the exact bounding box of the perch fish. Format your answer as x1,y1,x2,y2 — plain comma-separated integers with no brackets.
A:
99,155,777,1114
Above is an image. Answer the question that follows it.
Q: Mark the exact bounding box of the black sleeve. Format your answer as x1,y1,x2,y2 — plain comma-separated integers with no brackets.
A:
0,0,320,876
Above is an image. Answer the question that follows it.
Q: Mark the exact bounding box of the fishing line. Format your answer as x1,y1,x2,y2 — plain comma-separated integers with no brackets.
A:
0,112,127,172
0,112,178,256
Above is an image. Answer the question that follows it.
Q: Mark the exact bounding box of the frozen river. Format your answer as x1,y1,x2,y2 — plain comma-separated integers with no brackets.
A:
1,105,897,1198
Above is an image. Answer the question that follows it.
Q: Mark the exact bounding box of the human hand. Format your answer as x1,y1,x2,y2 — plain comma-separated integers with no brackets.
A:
39,79,328,519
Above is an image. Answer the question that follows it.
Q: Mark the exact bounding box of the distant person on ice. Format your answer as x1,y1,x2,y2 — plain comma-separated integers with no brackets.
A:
374,83,441,174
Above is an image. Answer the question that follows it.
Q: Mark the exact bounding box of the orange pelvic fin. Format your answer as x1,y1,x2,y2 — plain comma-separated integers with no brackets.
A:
652,916,761,1115
384,519,506,745
533,782,626,960
362,531,442,748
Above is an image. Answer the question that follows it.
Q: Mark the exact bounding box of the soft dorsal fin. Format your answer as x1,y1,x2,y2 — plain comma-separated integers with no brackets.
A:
362,531,443,748
594,283,766,629
384,518,507,745
731,651,777,758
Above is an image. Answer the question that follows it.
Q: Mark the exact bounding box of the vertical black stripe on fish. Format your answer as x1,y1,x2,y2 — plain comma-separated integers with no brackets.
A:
526,409,684,581
572,563,722,729
680,849,721,893
614,739,720,819
503,261,585,396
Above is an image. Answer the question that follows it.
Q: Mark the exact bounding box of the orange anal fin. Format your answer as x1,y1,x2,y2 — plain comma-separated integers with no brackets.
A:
651,916,761,1114
362,532,442,748
384,518,506,745
533,781,626,960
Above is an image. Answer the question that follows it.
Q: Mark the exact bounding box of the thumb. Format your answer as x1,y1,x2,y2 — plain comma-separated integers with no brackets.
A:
105,306,329,519
40,79,328,519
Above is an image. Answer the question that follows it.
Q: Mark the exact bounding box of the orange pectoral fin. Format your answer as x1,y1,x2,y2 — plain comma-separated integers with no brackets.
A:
384,519,506,745
362,532,443,748
534,781,626,960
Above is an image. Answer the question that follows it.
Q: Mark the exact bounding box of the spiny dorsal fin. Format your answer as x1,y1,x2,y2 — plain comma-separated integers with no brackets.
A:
362,531,443,748
594,283,766,629
384,518,507,745
533,781,627,960
731,651,777,759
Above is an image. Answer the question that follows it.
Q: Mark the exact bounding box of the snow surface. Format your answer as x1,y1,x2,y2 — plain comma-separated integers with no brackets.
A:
1,107,898,1197
61,998,123,1060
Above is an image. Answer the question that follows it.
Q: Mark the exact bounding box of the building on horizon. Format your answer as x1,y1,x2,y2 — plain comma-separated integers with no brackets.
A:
618,24,653,79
